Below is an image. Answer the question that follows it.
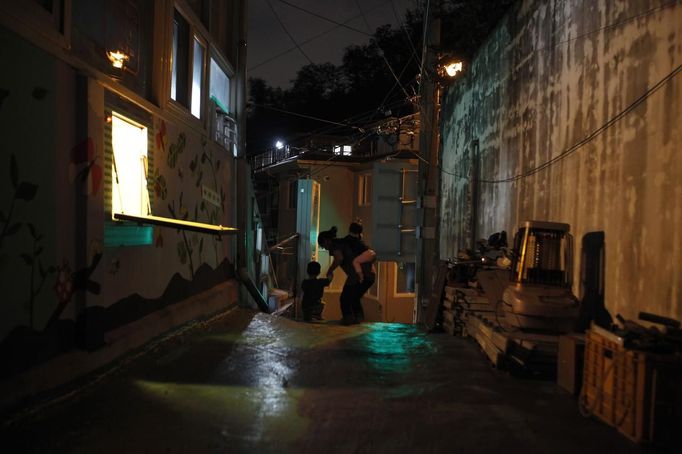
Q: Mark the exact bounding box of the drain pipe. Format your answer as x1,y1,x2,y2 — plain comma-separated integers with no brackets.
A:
238,267,271,313
234,0,269,313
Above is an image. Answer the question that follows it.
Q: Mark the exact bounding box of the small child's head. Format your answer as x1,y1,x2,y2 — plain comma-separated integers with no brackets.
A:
349,221,363,237
306,261,321,277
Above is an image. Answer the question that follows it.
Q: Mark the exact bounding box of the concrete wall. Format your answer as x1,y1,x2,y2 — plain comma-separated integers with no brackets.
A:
439,0,682,321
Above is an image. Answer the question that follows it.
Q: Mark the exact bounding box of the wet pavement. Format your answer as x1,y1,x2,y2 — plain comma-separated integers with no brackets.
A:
1,309,650,453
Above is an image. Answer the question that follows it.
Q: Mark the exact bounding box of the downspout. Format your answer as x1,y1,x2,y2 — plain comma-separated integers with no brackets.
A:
234,0,269,312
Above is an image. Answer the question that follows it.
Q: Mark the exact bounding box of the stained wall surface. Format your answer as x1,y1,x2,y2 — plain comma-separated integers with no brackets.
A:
439,0,682,320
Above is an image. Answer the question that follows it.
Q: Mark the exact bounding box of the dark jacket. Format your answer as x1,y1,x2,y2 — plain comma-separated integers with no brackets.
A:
301,277,330,307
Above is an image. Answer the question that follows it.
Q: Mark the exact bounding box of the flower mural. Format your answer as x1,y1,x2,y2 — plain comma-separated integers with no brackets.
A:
68,138,103,196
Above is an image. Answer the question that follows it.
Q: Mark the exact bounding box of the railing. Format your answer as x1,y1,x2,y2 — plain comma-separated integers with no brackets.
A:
251,116,419,172
251,146,306,172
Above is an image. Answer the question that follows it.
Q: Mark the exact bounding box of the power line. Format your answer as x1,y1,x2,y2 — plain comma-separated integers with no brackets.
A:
529,0,680,57
249,0,394,71
414,63,682,181
353,0,412,101
275,0,414,100
390,0,422,66
251,102,365,131
265,0,314,65
478,63,682,184
274,0,372,36
431,63,682,184
416,0,431,100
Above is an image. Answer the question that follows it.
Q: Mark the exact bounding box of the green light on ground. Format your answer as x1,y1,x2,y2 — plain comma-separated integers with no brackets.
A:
360,323,434,374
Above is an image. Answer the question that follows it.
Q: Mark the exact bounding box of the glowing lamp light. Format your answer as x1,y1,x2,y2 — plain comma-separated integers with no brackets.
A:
275,140,284,150
107,50,129,69
444,61,463,77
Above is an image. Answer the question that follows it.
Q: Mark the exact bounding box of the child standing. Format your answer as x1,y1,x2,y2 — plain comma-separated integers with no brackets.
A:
301,261,330,322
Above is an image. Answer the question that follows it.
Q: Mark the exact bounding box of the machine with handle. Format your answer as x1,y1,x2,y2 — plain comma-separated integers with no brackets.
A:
502,221,580,332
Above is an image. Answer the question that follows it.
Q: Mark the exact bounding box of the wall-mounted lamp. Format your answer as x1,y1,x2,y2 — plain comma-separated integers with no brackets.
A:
435,55,465,84
438,58,464,79
107,50,129,69
443,61,463,77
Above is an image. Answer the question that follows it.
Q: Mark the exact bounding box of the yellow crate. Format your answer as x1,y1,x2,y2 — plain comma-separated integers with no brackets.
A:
579,327,650,443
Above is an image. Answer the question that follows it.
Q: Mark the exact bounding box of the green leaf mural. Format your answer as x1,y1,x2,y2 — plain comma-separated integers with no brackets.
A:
1,154,39,248
167,132,186,169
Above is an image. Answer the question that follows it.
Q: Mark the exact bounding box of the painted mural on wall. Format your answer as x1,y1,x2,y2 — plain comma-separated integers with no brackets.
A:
438,0,682,320
0,26,237,379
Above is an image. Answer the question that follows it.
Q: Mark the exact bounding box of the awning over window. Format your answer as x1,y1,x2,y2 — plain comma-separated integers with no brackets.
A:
113,213,238,235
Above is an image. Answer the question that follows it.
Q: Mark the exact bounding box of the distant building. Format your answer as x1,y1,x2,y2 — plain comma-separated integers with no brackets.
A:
251,113,422,323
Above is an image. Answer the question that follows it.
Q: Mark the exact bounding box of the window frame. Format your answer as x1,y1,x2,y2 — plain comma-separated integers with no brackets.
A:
366,262,379,298
104,105,155,248
208,51,235,115
0,0,72,50
208,49,236,149
287,180,298,211
169,3,208,122
394,262,416,297
358,173,372,206
110,111,150,218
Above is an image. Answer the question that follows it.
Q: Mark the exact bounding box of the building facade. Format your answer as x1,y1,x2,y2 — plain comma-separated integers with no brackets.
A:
0,0,249,408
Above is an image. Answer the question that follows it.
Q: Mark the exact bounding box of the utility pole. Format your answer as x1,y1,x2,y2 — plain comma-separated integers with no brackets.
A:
415,0,442,324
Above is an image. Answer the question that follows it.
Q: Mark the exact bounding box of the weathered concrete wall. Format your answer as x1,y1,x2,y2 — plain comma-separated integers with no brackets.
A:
439,0,682,321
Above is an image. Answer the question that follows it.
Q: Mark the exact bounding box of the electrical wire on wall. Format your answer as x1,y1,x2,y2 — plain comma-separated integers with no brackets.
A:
475,62,682,184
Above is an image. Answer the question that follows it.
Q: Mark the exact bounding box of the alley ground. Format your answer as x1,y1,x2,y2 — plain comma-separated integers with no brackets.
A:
1,309,651,453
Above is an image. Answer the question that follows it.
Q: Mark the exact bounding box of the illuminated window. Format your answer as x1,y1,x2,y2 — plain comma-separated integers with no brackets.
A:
111,113,150,217
395,262,415,295
210,57,231,114
191,37,204,118
367,262,379,298
171,9,205,119
358,174,372,206
171,10,189,106
333,145,352,156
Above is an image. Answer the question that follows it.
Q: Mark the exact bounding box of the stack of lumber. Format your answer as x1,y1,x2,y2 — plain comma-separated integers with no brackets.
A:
464,311,560,375
465,312,508,367
441,286,497,336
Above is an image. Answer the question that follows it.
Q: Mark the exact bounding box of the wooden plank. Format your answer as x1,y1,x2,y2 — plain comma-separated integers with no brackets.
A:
454,288,480,297
462,295,490,305
463,303,495,313
491,329,510,353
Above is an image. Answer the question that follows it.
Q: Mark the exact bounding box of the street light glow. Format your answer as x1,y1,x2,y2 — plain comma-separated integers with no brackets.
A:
444,61,463,77
275,140,284,150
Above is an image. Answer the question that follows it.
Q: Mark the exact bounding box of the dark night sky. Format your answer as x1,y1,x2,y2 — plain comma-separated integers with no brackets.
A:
247,0,418,88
